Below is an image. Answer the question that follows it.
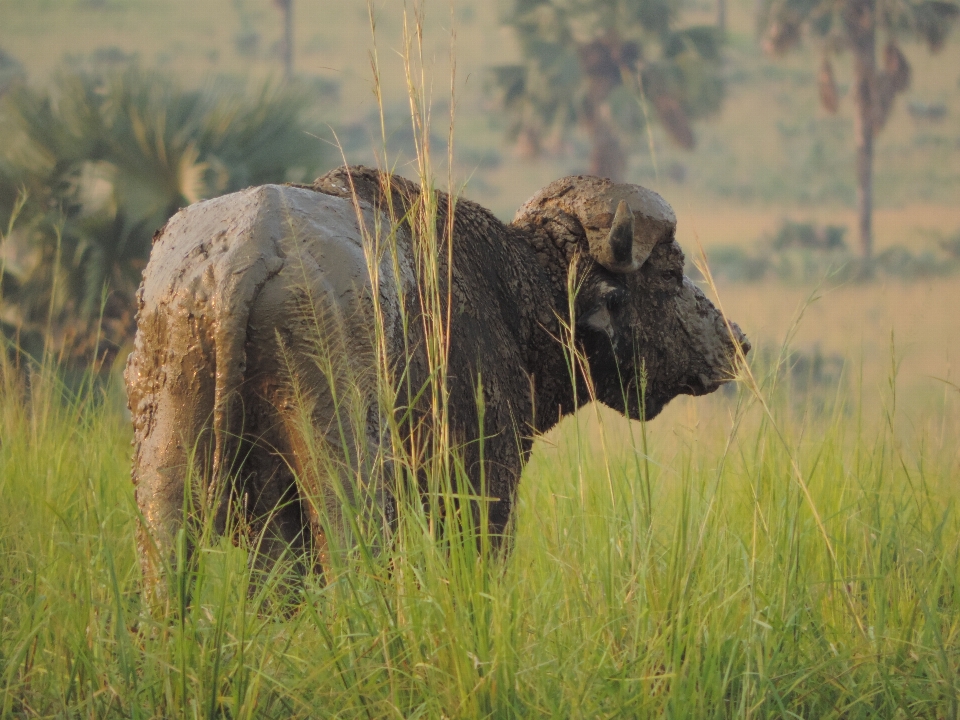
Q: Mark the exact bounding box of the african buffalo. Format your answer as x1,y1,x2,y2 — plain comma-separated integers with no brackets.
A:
125,166,749,581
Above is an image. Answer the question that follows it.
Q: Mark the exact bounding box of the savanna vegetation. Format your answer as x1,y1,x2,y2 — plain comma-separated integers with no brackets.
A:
0,0,958,717
490,0,726,179
758,0,959,259
2,298,958,718
0,53,326,364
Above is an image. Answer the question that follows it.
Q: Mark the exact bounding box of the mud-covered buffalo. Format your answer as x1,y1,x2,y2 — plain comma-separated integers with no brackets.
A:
125,166,750,584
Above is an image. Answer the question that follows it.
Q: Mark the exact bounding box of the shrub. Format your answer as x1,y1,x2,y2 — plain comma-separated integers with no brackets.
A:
698,245,770,282
770,219,847,251
0,60,328,365
694,220,960,285
938,230,960,259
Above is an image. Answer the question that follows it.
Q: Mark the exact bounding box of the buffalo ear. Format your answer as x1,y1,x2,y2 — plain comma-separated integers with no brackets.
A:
577,282,626,341
579,302,614,338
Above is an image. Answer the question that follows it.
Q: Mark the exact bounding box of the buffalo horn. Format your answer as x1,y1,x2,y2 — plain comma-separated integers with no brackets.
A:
593,200,639,273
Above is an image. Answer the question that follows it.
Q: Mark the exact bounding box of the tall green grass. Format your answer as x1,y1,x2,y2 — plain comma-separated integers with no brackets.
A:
1,345,959,718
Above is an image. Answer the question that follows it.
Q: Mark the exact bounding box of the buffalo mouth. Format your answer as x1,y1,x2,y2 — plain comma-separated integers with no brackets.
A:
681,381,720,397
682,330,751,397
681,372,732,397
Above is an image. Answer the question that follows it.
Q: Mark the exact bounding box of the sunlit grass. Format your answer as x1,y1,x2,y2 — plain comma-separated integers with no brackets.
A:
1,344,958,718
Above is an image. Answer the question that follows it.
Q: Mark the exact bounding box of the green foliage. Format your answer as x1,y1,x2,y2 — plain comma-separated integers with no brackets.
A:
758,0,960,108
696,244,772,282
760,0,960,52
899,0,960,51
939,229,960,258
770,218,847,250
0,60,326,362
489,0,725,174
758,0,959,259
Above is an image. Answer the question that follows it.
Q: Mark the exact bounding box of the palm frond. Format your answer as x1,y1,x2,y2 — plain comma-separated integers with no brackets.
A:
488,0,726,173
0,60,329,364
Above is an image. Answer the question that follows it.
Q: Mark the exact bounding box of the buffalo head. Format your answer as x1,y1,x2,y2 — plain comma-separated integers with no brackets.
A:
514,175,750,420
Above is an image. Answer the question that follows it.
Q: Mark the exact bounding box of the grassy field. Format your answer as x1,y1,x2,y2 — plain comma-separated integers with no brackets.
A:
1,340,959,718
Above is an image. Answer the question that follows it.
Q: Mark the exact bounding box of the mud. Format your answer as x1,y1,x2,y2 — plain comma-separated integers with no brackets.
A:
126,166,749,584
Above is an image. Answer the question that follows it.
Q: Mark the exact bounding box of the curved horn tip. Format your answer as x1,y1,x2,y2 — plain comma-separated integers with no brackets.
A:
595,200,638,273
613,199,631,223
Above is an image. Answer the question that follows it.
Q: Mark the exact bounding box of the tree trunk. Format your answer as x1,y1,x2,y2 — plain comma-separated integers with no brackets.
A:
718,0,726,35
587,108,626,181
844,0,876,263
276,0,294,80
853,63,874,263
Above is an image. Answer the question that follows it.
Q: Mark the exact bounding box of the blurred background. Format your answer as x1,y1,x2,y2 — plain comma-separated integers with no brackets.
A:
0,0,958,419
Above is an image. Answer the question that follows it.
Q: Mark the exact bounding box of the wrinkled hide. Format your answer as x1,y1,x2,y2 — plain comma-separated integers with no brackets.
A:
126,166,749,582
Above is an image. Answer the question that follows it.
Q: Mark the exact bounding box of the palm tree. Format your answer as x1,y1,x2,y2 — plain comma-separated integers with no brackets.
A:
759,0,959,261
0,63,325,363
490,0,725,180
